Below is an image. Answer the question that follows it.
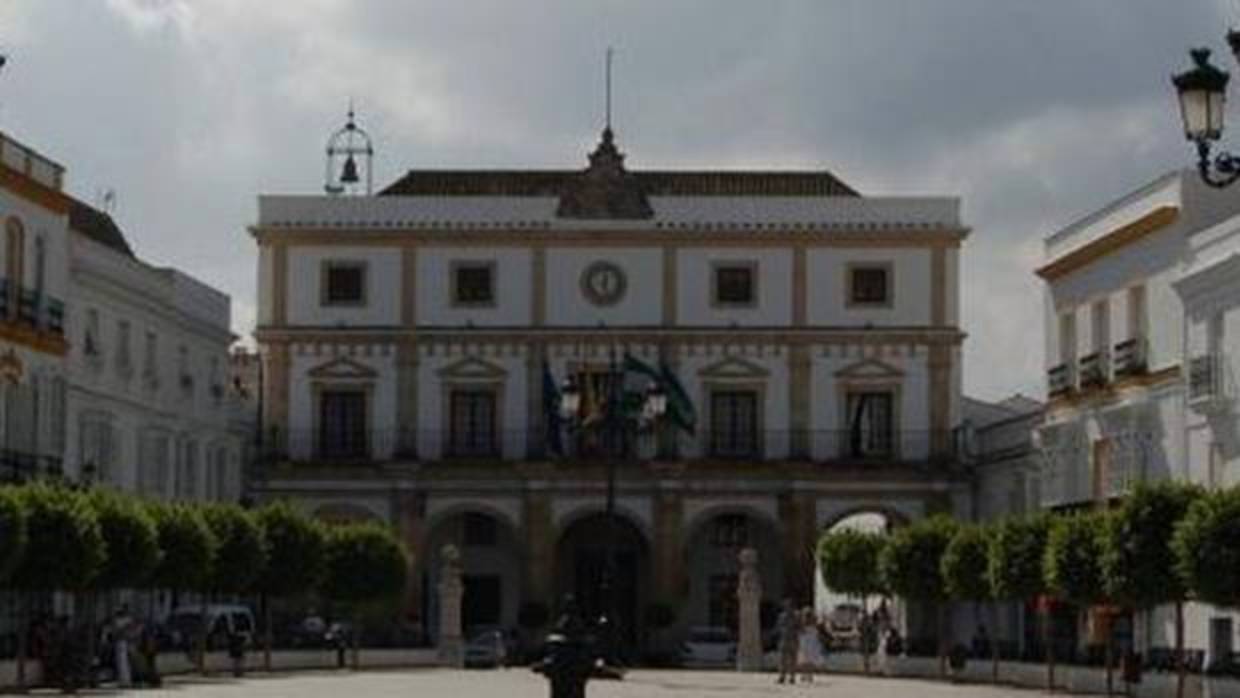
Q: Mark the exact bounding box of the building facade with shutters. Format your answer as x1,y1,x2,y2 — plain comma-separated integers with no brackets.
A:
252,126,971,647
0,131,70,481
1037,169,1240,668
62,199,249,502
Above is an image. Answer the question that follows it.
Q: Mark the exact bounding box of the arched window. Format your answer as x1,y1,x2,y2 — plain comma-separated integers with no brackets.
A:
4,218,24,319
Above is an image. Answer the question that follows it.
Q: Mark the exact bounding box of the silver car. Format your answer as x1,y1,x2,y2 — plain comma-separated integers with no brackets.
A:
464,629,508,668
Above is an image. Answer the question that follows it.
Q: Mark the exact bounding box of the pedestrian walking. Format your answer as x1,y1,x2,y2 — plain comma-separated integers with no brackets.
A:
227,626,247,677
112,605,134,688
775,599,799,685
797,607,824,682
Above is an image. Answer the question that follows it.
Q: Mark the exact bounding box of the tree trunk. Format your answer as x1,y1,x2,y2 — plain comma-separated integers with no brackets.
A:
263,594,272,672
198,593,209,676
1175,601,1185,698
937,602,947,679
991,601,1000,684
1104,608,1114,697
16,591,27,692
1044,608,1055,693
861,596,870,674
351,611,361,671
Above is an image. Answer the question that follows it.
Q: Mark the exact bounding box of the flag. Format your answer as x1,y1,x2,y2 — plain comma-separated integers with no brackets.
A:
659,361,696,435
542,362,564,457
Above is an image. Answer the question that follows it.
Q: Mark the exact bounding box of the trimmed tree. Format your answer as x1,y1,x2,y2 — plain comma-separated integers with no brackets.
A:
255,501,327,669
1174,487,1240,609
1045,510,1110,691
941,524,994,679
10,483,106,688
150,502,217,663
200,503,269,672
1102,481,1201,698
320,523,410,668
989,513,1051,687
90,489,161,591
879,515,957,676
819,528,886,672
0,486,28,583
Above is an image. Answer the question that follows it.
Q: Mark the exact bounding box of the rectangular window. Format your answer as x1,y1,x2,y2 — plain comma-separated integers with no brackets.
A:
713,263,756,306
844,391,894,458
322,262,366,306
144,331,158,377
85,309,101,357
1058,311,1077,365
453,262,495,305
178,440,198,499
848,264,891,306
711,514,749,548
1091,299,1110,353
318,389,368,459
116,320,131,371
1127,285,1147,340
448,389,498,457
709,390,759,458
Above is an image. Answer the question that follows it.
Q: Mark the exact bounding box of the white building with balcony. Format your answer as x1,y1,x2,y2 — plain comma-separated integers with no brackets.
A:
1038,168,1240,668
63,199,248,501
252,119,973,648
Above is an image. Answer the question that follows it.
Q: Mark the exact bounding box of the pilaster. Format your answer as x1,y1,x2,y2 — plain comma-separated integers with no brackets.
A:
523,493,555,606
930,246,946,326
272,243,288,325
777,491,818,604
396,342,419,457
652,490,686,602
788,345,811,458
792,244,807,327
264,342,290,450
928,344,952,456
662,245,678,327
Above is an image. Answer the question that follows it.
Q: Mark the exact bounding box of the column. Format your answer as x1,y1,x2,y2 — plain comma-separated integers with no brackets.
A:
778,492,818,603
523,493,556,608
400,492,426,624
651,490,685,602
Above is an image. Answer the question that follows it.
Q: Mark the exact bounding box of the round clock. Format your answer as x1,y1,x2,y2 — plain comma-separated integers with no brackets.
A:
580,261,627,306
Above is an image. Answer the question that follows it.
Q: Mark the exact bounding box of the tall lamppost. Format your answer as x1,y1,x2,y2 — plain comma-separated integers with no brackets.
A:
1173,39,1240,188
557,348,667,672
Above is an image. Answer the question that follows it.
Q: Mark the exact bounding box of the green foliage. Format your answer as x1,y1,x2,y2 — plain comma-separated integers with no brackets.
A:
89,489,160,590
11,483,105,591
878,515,958,601
818,528,887,598
989,513,1051,601
255,501,326,598
941,524,992,602
1102,481,1202,609
0,486,27,583
1173,487,1240,608
150,502,216,592
320,523,409,607
202,503,269,594
1044,510,1107,605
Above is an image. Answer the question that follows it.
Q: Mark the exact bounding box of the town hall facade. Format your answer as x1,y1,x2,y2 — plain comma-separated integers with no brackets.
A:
251,122,971,648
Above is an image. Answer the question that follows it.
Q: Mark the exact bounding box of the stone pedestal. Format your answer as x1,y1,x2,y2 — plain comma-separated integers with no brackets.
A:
736,547,763,672
437,545,465,667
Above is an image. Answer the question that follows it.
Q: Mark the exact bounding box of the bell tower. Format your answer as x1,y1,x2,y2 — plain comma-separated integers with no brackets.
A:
324,103,374,195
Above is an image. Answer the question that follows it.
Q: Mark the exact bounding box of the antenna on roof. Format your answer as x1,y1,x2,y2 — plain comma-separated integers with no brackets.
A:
605,46,614,131
98,188,117,214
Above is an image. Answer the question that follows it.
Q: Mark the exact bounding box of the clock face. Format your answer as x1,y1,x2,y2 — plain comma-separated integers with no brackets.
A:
581,261,627,306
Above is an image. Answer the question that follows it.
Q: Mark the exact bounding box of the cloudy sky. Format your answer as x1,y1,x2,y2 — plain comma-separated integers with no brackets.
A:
0,1,1234,400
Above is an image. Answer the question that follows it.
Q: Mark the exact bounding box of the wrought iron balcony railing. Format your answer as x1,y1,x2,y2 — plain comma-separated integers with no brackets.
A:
1112,337,1147,378
0,278,66,336
0,450,64,483
1047,363,1075,396
1078,351,1110,389
258,427,959,467
1189,353,1227,404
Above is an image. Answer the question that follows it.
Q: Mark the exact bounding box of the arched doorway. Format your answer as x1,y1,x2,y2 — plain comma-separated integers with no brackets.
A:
682,511,783,637
423,510,523,641
815,510,905,645
556,513,649,654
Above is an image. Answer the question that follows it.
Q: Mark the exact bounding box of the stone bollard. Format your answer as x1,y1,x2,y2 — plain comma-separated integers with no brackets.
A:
438,544,465,668
736,547,763,672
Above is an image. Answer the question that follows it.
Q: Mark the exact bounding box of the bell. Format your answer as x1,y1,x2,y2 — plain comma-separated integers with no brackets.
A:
339,154,360,184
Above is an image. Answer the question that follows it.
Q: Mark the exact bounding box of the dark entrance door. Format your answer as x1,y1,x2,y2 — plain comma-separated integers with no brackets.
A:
463,574,502,633
556,514,647,658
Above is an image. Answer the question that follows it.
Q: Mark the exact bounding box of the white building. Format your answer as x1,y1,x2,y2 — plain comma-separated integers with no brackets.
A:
253,120,973,648
1038,169,1240,667
62,199,248,501
0,131,70,480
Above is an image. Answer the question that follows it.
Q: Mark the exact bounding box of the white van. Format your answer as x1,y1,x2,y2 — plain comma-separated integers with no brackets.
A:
165,604,256,650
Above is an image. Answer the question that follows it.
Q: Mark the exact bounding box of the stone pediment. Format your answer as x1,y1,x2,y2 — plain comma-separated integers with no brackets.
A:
556,128,654,220
834,358,903,380
699,356,769,379
307,356,377,380
436,356,507,380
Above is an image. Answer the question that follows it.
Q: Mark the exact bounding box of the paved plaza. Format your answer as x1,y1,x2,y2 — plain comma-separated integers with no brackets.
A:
89,668,1048,698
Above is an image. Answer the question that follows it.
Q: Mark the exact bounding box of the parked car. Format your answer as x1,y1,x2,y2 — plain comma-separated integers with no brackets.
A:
165,604,256,651
679,626,736,667
464,628,508,668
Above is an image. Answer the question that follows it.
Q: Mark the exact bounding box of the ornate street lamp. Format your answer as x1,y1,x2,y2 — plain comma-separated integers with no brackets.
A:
1174,44,1240,187
557,358,666,674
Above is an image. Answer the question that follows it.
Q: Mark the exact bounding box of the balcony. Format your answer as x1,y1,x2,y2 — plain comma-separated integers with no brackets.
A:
0,278,67,342
1047,363,1075,397
0,450,63,483
1112,338,1147,378
1188,353,1231,412
260,427,958,467
1078,351,1109,389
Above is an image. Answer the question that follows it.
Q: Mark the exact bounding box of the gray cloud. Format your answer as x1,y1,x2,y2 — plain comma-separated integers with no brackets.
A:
1,0,1233,400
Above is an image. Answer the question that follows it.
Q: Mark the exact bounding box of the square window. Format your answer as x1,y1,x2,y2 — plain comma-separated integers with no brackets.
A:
323,263,366,305
849,265,890,305
714,265,755,305
454,263,495,305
